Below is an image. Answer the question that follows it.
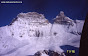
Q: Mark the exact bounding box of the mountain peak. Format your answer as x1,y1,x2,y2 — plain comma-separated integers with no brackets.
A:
59,11,65,17
9,12,49,26
17,12,45,19
54,11,73,25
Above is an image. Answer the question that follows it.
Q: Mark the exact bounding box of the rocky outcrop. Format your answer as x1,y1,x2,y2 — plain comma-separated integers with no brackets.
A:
34,50,65,56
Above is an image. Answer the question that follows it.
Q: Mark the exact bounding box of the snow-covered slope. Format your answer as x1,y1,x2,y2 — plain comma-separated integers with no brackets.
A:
0,11,84,56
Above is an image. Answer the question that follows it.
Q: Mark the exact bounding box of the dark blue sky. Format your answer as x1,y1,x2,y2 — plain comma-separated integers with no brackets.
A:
0,0,88,27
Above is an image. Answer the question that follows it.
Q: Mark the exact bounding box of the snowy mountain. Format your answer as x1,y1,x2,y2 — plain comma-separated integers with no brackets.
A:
0,11,84,56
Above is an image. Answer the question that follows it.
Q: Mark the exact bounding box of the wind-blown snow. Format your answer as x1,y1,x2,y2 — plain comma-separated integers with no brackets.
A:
0,11,84,56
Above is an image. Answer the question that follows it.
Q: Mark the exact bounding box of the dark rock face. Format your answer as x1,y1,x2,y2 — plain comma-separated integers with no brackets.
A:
34,51,41,56
9,17,18,26
48,50,64,56
34,50,65,56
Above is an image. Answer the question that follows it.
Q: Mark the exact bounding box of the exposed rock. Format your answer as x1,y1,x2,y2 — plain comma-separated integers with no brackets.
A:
54,11,73,25
9,12,50,26
34,50,65,56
